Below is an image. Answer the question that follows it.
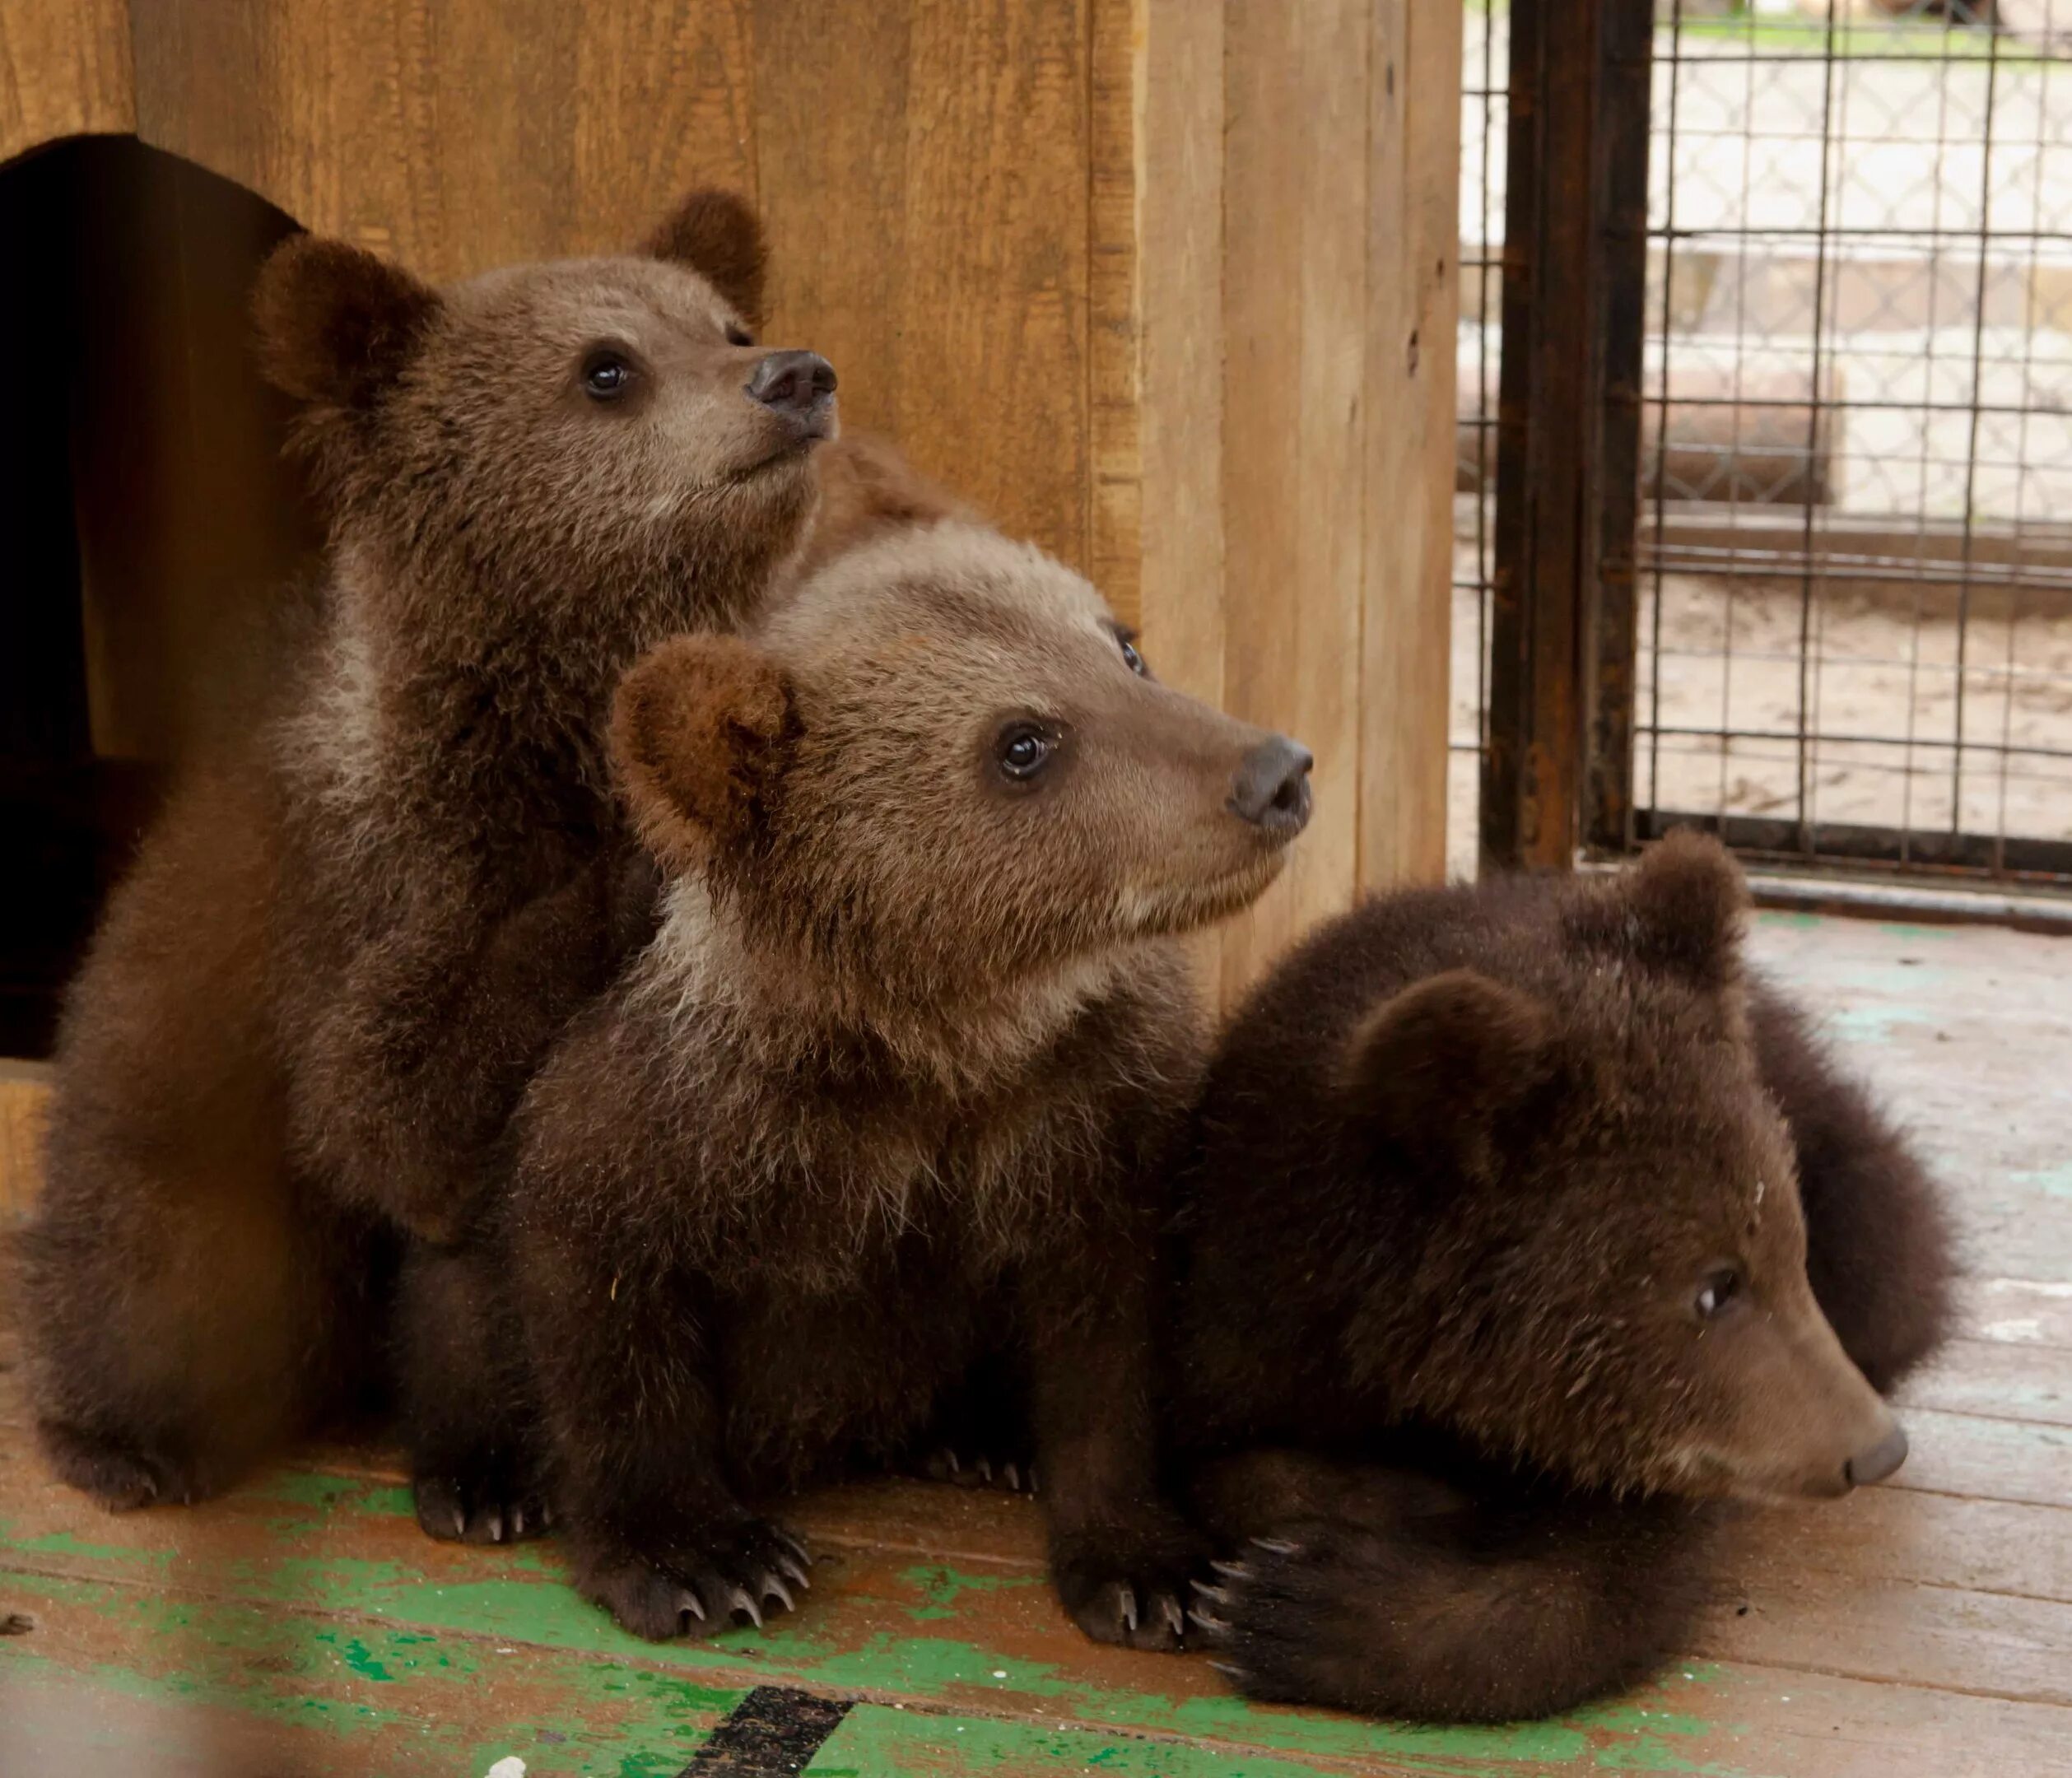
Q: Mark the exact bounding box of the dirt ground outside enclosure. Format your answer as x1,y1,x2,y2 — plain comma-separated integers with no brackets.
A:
1451,5,2072,881
1446,542,2072,879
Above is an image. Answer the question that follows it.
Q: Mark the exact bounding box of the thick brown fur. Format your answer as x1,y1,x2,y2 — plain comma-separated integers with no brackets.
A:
501,465,1314,1651
1171,831,1955,1721
22,189,832,1525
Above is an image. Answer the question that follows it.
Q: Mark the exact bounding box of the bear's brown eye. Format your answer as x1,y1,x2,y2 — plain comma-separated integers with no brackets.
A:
581,350,635,401
997,723,1055,783
725,324,754,347
1118,633,1147,676
1695,1268,1741,1321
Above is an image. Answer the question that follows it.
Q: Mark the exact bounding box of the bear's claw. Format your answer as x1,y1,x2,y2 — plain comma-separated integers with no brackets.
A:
579,1517,811,1641
920,1446,1039,1493
413,1473,555,1547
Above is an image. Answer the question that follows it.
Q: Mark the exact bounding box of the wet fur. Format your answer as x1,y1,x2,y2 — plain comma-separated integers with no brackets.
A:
1170,835,1955,1721
22,192,821,1517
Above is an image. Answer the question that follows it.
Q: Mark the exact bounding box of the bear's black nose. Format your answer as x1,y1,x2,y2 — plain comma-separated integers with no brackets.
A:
1843,1422,1908,1487
747,350,838,428
1230,736,1314,835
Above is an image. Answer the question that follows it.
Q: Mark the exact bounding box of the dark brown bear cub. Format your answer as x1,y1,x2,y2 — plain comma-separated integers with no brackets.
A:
22,192,834,1534
1172,832,1953,1721
505,497,1314,1650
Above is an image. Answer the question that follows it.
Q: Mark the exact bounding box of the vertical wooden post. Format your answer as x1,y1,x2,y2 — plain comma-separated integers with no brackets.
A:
1132,0,1461,1002
1362,2,1464,896
1130,0,1226,707
1483,0,1652,873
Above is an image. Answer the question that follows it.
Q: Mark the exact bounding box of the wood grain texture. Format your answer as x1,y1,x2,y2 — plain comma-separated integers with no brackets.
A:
756,0,1093,576
892,0,1091,571
1128,0,1464,1005
0,1064,47,1225
0,0,133,167
1122,0,1228,1017
7,1428,2072,1775
1132,0,1225,711
128,0,752,277
1357,0,1460,893
574,0,758,243
752,0,911,439
1086,0,1140,628
1216,0,1372,1001
0,1578,744,1776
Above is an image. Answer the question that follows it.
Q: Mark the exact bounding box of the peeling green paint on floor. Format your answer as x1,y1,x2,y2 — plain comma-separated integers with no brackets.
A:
0,1476,1789,1777
0,1571,747,1776
807,1703,1371,1777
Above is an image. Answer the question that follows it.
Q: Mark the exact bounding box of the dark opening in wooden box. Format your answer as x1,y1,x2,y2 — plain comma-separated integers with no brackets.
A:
0,137,316,1054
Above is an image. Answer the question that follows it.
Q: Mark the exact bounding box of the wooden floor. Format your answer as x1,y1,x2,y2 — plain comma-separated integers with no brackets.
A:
2,910,2069,1776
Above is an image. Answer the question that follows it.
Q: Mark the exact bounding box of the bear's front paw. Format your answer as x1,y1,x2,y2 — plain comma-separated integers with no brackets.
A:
576,1519,813,1641
1050,1512,1208,1653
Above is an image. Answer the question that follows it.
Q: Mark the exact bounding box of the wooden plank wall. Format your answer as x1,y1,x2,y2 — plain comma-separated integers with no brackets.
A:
122,0,1100,586
0,0,133,165
1136,0,1460,998
0,1065,47,1224
2,0,1461,1002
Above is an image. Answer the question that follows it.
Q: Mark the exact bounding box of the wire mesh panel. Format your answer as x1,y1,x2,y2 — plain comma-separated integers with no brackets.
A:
1454,3,1510,880
1635,0,2072,885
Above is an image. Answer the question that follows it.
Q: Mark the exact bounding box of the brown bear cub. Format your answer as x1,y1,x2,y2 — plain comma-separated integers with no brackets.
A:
21,192,836,1535
1171,832,1954,1721
501,471,1315,1650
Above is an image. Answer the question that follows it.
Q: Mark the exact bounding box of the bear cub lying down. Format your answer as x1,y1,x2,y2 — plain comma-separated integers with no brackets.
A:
501,465,1315,1648
1171,832,1954,1721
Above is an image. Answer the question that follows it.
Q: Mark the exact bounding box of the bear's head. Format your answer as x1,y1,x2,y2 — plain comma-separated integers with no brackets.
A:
608,462,1312,1037
252,190,833,696
1340,831,1903,1505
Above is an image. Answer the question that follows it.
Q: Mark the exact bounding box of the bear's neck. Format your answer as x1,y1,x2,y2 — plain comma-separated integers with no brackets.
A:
298,528,794,834
633,878,1128,1101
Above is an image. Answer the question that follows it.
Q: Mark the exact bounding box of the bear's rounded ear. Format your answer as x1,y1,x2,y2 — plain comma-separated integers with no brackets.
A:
611,634,799,874
1578,827,1748,993
641,188,766,329
1338,969,1552,1175
252,235,441,410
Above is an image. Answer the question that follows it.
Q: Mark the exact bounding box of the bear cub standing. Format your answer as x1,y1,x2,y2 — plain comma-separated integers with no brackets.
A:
23,191,835,1532
504,455,1315,1649
1171,832,1954,1720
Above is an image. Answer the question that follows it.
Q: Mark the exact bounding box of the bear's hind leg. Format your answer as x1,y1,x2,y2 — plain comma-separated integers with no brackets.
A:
22,1106,359,1511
